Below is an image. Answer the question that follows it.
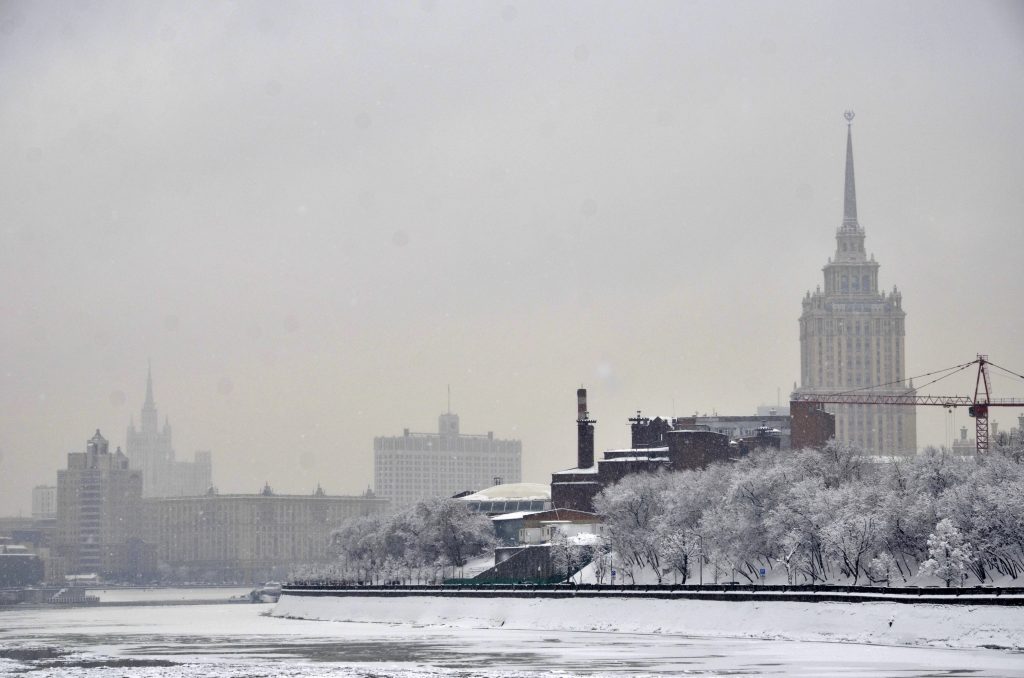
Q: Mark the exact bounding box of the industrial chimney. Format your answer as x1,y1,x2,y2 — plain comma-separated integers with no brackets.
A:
577,388,595,468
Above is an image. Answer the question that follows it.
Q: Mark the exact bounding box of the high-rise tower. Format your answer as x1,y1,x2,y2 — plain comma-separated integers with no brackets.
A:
56,430,145,576
126,364,175,496
126,365,212,496
792,113,917,455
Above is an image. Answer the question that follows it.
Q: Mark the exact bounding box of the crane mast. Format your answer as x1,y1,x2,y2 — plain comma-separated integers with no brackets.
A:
971,356,993,455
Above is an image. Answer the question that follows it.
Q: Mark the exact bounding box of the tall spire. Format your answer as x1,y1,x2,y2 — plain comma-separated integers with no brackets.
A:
842,110,858,228
144,360,155,410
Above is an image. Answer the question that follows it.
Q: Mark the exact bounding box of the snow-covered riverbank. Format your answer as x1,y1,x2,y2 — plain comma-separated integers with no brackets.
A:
273,593,1024,650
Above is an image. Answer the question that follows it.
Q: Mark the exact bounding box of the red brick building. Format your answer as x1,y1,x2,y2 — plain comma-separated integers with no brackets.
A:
552,390,835,513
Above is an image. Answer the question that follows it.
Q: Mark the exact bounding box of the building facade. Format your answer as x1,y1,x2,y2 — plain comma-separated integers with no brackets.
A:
31,486,57,521
56,430,147,577
685,413,792,450
553,390,835,513
793,115,917,455
143,486,390,583
125,366,213,497
374,413,522,508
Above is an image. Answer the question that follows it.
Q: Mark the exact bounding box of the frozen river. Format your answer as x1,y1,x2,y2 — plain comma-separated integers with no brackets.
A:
1,593,1022,676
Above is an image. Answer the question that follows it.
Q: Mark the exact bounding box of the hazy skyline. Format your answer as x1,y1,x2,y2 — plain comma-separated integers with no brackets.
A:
2,1,1023,515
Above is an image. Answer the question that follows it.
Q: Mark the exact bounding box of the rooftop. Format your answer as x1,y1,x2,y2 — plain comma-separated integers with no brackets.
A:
552,466,598,475
601,456,670,463
460,482,551,502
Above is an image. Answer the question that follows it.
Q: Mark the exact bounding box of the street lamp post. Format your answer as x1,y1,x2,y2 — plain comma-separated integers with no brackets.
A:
698,534,703,586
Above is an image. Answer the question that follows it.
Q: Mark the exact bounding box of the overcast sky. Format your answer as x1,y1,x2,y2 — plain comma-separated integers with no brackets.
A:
1,0,1022,515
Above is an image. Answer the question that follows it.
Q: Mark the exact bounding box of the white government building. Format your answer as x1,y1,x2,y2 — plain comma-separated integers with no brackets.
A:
374,413,522,508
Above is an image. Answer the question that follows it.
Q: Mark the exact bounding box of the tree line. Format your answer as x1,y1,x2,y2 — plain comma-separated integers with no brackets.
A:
290,497,495,584
593,441,1024,586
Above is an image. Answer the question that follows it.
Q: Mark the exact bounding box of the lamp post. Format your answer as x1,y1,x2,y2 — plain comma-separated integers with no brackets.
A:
698,534,703,586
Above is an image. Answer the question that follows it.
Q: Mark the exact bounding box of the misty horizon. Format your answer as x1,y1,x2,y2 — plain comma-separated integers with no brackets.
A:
2,1,1023,515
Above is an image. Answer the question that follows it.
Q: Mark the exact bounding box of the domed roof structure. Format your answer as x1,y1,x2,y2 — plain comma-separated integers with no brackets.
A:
460,482,551,502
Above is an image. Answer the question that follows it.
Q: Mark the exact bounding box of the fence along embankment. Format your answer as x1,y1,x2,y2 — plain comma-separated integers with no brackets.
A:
282,582,1024,606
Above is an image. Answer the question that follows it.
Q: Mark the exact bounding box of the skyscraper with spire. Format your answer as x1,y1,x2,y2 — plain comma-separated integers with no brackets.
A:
792,113,917,455
126,364,213,496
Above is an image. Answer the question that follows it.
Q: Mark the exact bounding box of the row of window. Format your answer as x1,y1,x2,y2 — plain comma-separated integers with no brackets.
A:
464,500,547,513
374,438,522,453
807,317,904,335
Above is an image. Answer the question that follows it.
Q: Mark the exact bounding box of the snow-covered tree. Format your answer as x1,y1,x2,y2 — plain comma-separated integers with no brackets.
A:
920,518,973,587
867,552,901,586
550,530,590,583
320,440,1024,588
413,497,495,577
594,472,666,573
655,529,700,584
819,485,881,584
816,440,866,489
764,476,831,583
942,453,1024,581
591,538,612,584
911,447,967,499
321,498,494,584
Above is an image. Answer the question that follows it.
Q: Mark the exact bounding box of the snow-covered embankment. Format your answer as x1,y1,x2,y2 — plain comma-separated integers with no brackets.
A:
272,592,1024,650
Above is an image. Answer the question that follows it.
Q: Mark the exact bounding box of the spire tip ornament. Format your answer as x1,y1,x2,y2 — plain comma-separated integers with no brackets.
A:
841,112,858,228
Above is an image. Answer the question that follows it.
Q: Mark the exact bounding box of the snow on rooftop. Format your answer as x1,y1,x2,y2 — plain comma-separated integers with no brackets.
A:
490,510,542,521
570,532,602,546
605,447,669,454
601,456,670,463
459,553,496,578
460,482,551,501
552,466,598,475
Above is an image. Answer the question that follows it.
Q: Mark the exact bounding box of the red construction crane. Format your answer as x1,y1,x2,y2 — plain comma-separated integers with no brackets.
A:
791,355,1024,455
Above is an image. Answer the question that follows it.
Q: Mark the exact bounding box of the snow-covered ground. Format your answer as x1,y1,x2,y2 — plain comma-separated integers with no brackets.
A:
2,600,1022,676
274,592,1024,650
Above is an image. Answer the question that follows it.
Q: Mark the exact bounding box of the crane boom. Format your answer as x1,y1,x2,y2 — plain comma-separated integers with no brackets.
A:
790,356,1024,455
789,394,1023,407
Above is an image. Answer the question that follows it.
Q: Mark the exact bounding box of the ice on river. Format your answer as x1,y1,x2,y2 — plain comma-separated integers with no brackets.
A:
86,586,252,603
1,600,1022,677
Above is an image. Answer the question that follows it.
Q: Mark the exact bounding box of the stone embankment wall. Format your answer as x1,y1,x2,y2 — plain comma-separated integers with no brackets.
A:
273,585,1024,650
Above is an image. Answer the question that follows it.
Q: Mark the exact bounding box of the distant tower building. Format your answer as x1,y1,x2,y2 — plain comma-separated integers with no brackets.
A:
793,113,917,455
125,365,213,497
374,412,522,508
951,425,976,456
56,430,146,576
126,365,174,496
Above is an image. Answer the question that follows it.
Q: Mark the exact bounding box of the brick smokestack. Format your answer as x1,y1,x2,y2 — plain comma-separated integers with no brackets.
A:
577,388,595,468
